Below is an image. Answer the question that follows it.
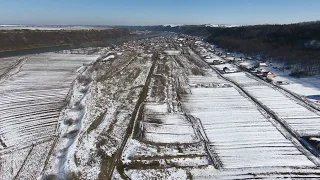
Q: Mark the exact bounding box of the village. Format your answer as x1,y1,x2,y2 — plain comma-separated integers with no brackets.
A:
1,32,320,179
93,34,320,179
196,40,279,79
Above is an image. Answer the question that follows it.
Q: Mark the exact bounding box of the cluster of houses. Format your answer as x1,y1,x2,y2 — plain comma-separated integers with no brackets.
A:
241,61,276,79
99,35,188,63
193,40,278,79
256,62,276,79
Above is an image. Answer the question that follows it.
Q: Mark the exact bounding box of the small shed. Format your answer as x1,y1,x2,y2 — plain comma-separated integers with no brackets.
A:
263,71,276,78
267,72,276,78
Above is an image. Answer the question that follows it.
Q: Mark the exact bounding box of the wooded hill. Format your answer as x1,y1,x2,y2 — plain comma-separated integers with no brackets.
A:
206,22,320,75
0,28,130,53
135,22,320,75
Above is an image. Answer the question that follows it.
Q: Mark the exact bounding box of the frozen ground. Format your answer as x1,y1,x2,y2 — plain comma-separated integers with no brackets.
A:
271,66,320,103
0,53,97,150
2,35,320,179
242,61,320,103
0,57,23,76
225,72,320,137
124,39,320,179
143,104,198,144
0,53,98,179
41,48,158,179
120,45,215,179
182,75,315,169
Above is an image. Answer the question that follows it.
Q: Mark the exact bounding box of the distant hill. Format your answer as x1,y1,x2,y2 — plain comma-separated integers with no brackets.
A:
126,25,217,36
207,22,320,75
134,22,320,75
0,28,130,53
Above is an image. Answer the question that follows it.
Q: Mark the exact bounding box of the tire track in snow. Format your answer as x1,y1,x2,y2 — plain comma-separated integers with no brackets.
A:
0,57,28,84
12,144,34,180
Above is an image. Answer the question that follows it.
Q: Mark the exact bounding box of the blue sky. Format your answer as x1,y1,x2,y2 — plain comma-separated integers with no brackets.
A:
0,0,319,25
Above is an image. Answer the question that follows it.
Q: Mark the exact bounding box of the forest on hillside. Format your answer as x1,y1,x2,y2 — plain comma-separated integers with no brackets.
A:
136,21,320,75
206,22,320,75
0,28,130,52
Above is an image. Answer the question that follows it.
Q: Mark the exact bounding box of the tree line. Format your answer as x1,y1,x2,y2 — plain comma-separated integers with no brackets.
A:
136,21,320,75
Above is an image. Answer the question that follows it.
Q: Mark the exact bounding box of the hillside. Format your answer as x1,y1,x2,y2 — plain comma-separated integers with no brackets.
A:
136,22,320,75
0,28,130,52
206,22,320,74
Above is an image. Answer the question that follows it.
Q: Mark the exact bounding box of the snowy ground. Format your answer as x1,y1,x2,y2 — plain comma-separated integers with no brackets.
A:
188,41,320,178
143,104,198,144
0,57,23,76
122,39,320,179
225,72,320,137
42,51,154,179
182,75,315,169
119,46,215,179
0,53,98,179
2,35,320,179
270,66,320,103
240,60,320,103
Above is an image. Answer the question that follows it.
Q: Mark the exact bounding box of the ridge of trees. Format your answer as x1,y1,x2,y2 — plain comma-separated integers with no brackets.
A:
206,22,320,75
0,28,130,52
135,21,320,75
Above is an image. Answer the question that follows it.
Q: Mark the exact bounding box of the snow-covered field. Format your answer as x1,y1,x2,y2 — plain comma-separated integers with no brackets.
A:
241,62,320,103
190,166,320,179
143,104,198,144
282,83,320,97
119,36,320,179
224,71,261,86
182,75,314,169
127,168,188,180
226,72,320,137
0,53,97,150
43,51,155,179
188,75,227,85
272,68,320,102
0,57,23,76
0,53,98,179
0,146,32,179
2,35,319,179
120,47,214,179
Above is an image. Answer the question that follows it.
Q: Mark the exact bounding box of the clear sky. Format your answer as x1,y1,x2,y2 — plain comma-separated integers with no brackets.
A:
0,0,319,26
